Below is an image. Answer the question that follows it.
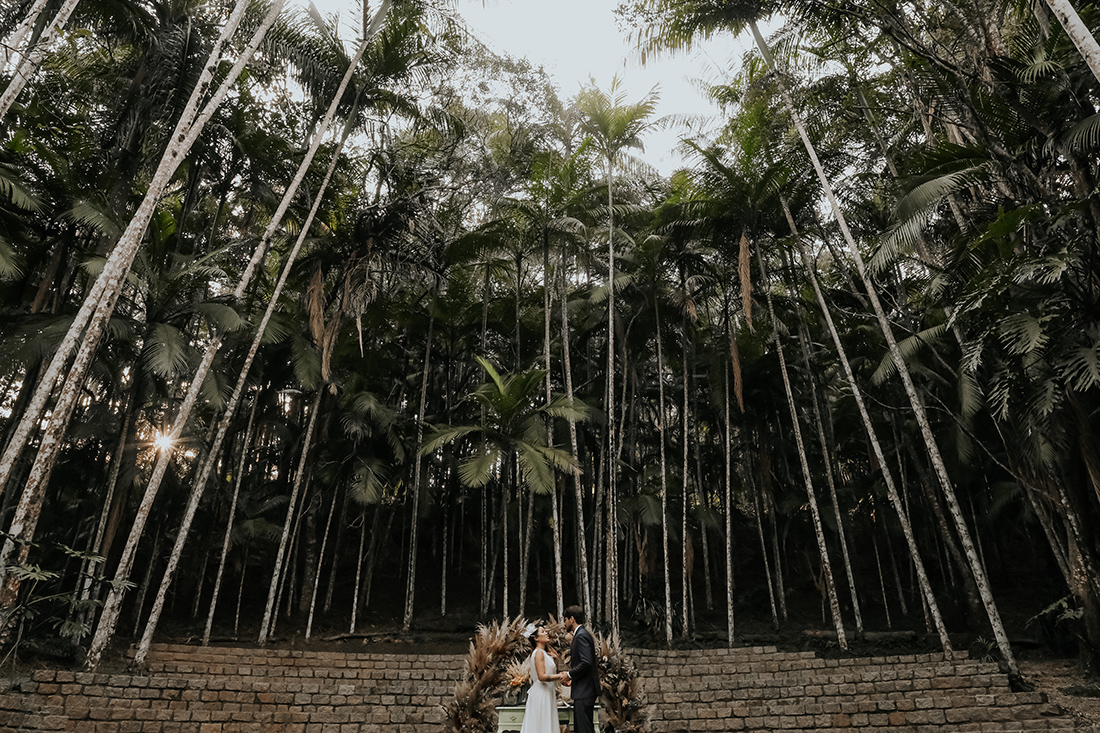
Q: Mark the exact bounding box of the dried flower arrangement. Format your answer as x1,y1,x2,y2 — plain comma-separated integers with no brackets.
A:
440,617,648,732
440,616,529,733
595,632,649,732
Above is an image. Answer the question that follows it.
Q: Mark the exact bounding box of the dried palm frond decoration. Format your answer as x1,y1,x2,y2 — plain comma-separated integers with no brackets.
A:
441,617,648,732
440,616,529,733
595,632,649,732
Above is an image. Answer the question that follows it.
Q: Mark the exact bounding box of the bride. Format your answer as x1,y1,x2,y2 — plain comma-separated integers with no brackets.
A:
520,623,567,733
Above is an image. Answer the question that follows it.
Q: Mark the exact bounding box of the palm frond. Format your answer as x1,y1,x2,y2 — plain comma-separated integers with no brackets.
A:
871,324,948,385
459,444,501,488
141,323,192,379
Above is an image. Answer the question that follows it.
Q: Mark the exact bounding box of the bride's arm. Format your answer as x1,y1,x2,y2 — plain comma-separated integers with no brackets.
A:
533,649,558,682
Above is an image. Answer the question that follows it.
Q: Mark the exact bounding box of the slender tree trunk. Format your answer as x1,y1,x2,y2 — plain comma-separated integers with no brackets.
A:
560,260,590,621
654,297,674,645
791,310,864,635
681,302,691,637
605,151,620,638
350,506,368,633
324,496,346,614
724,361,735,646
203,389,260,645
873,530,893,629
789,221,951,651
1044,0,1100,85
306,485,340,639
258,390,324,644
755,244,847,649
234,540,249,637
76,381,135,621
403,306,434,632
544,231,564,621
753,19,979,662
128,108,359,667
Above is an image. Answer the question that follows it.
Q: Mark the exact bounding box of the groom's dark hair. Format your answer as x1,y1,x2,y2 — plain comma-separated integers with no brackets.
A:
564,605,584,623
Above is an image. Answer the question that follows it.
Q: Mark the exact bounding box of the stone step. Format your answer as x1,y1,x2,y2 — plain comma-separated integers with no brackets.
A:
0,643,1087,732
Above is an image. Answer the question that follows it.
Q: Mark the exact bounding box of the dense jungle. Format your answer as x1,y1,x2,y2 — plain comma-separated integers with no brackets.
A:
2,0,1100,689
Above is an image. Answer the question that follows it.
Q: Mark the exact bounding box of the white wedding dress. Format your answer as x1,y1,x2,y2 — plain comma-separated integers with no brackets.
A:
520,648,558,733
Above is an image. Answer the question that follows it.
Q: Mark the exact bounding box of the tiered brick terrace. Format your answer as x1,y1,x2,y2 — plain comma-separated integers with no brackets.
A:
0,641,1087,731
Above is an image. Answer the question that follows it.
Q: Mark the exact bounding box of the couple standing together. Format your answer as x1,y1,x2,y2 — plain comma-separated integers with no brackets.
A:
521,605,599,733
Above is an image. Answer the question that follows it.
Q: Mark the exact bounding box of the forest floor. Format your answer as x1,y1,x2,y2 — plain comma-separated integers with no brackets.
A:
1019,654,1100,728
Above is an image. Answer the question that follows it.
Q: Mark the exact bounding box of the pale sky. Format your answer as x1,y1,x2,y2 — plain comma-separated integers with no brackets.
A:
307,0,752,174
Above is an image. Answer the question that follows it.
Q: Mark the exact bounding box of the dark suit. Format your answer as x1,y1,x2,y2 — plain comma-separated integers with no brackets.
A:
568,624,599,733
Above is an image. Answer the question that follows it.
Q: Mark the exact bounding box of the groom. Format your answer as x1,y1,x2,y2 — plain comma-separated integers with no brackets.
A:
563,605,599,733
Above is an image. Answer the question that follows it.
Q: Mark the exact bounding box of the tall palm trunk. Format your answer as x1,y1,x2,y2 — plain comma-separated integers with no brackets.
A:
751,19,1009,671
403,308,434,632
681,305,691,637
203,389,260,645
789,222,952,651
560,261,590,620
604,150,620,638
350,506,369,633
723,361,735,646
754,244,847,650
1044,0,1100,85
790,298,864,635
258,390,324,644
126,109,360,668
543,233,564,620
306,486,340,639
0,1,284,615
654,296,674,645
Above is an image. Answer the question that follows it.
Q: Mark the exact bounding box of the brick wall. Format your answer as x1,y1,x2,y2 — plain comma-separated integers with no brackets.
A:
0,642,1085,731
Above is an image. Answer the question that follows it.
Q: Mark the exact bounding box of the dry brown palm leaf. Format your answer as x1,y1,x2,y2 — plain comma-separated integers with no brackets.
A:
440,616,531,733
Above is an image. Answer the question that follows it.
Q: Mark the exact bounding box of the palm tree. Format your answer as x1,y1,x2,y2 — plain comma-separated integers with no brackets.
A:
421,357,587,617
0,0,287,603
576,76,658,636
